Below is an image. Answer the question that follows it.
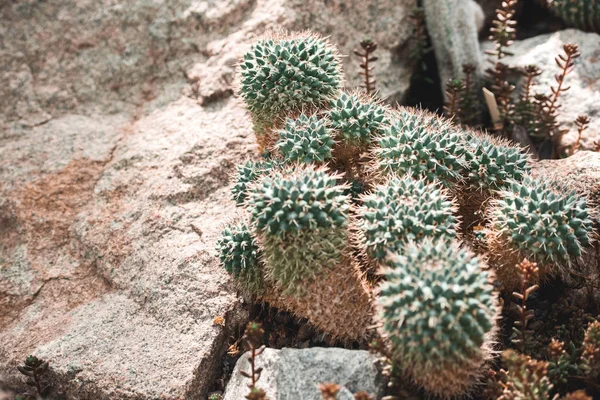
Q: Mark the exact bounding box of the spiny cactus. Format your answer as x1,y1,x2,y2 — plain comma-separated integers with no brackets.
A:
547,0,600,33
464,132,530,191
488,176,593,289
378,239,498,398
328,92,389,147
216,221,263,294
582,320,600,379
357,176,458,261
239,32,342,134
231,159,280,205
247,166,349,294
275,113,335,164
375,109,465,186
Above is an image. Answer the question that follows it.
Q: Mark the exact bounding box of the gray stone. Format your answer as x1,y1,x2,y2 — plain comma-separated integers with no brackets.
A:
483,29,600,151
223,348,384,400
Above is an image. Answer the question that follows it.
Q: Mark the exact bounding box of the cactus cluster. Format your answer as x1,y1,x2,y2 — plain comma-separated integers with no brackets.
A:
379,239,498,397
215,30,596,397
357,176,457,261
547,0,600,33
275,114,335,164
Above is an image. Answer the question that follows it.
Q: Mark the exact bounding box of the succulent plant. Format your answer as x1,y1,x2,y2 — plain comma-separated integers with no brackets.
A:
216,221,264,293
378,239,498,398
582,320,600,379
464,132,530,191
375,109,465,186
546,0,600,33
275,113,335,163
357,176,457,261
499,350,554,400
231,159,280,205
247,166,349,294
327,92,389,147
239,32,342,129
488,176,593,287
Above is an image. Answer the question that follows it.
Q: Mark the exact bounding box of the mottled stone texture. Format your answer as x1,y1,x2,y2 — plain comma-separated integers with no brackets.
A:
223,348,384,400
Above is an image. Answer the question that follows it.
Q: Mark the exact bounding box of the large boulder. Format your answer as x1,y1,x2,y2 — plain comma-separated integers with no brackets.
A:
483,29,600,151
223,348,384,400
0,0,417,398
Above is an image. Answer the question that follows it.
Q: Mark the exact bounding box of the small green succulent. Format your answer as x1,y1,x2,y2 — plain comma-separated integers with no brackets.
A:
231,159,280,205
239,33,342,124
216,222,263,293
328,92,389,146
357,176,457,260
379,238,497,398
275,114,335,163
247,167,349,236
246,166,349,294
464,133,530,191
375,110,465,186
490,176,593,269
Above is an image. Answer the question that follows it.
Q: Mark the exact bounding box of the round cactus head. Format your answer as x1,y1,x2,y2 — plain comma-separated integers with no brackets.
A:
216,221,263,294
357,176,458,261
379,238,498,397
275,113,335,164
328,91,389,147
247,166,349,236
247,166,350,294
374,109,465,186
464,132,531,191
239,32,342,124
489,176,593,273
231,159,280,205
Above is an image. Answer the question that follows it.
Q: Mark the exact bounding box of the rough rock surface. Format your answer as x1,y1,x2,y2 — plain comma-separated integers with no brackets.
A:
223,348,383,400
0,0,416,398
483,29,600,151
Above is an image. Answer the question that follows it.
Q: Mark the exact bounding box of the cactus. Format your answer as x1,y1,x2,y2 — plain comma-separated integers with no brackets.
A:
457,132,531,233
582,321,600,379
357,176,458,261
487,176,593,289
464,132,531,191
375,109,466,186
246,166,349,293
216,221,264,294
231,160,279,205
547,0,600,33
328,92,389,147
239,32,342,137
378,239,498,398
422,0,484,99
275,114,335,164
